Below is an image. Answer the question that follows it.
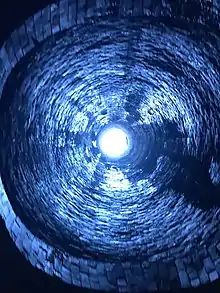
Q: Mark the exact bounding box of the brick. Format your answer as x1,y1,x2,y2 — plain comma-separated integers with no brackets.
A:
96,262,105,275
37,249,47,263
187,267,198,280
198,268,209,284
80,272,91,288
215,258,220,275
15,236,24,250
170,265,178,281
32,238,40,252
6,214,16,231
0,202,10,220
132,263,143,276
25,16,36,42
51,4,60,34
29,254,38,267
119,0,132,16
79,259,89,274
0,44,12,73
203,257,215,273
4,38,17,69
209,271,219,282
86,0,96,18
216,241,220,252
60,0,70,29
141,261,150,269
61,266,72,283
117,278,127,287
71,257,80,265
54,258,62,273
123,268,133,285
191,278,200,287
133,0,143,16
143,0,152,15
72,276,81,287
11,220,20,236
34,10,44,42
158,262,169,279
10,30,23,62
68,2,76,25
98,275,114,290
71,263,80,276
175,259,185,271
90,277,100,289
18,24,33,55
77,0,86,24
89,266,97,276
42,6,52,39
147,280,157,291
208,246,219,261
96,0,107,16
44,262,54,276
178,270,190,288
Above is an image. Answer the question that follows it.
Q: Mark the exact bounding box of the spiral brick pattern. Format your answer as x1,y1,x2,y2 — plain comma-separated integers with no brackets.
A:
0,0,220,292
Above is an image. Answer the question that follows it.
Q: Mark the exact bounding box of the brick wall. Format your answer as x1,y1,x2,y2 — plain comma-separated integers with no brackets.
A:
0,0,219,291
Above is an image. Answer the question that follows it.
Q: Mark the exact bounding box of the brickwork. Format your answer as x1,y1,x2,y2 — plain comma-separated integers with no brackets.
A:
0,0,219,291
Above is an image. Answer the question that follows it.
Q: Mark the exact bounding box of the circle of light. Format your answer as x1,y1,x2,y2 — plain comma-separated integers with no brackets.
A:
99,127,129,158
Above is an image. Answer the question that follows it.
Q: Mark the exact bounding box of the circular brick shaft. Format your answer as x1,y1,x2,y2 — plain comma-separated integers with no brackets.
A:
0,0,220,292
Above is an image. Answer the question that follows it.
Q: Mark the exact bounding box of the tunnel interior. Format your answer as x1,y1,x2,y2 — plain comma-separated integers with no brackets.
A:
0,0,220,292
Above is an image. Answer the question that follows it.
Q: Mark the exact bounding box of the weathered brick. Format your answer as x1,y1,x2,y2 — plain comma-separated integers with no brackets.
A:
60,0,70,29
191,278,200,287
96,262,106,275
71,263,80,276
37,249,47,263
175,259,185,271
208,245,219,261
209,271,219,282
216,241,220,252
79,258,89,274
0,44,12,73
18,24,33,55
215,258,220,275
29,254,38,267
42,6,52,39
4,38,17,69
203,257,215,273
51,4,61,34
77,0,86,24
61,266,72,283
10,30,23,62
96,0,107,16
68,2,76,25
133,0,143,16
34,10,44,42
187,267,198,280
11,219,20,236
54,257,62,273
118,278,128,292
198,268,209,284
15,235,24,250
99,275,114,290
178,270,190,288
119,0,132,16
170,265,178,281
90,277,100,289
80,272,91,288
86,0,96,18
147,280,157,291
143,0,151,15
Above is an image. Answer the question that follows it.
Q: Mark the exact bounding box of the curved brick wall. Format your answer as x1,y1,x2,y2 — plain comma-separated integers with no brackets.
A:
0,0,220,292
